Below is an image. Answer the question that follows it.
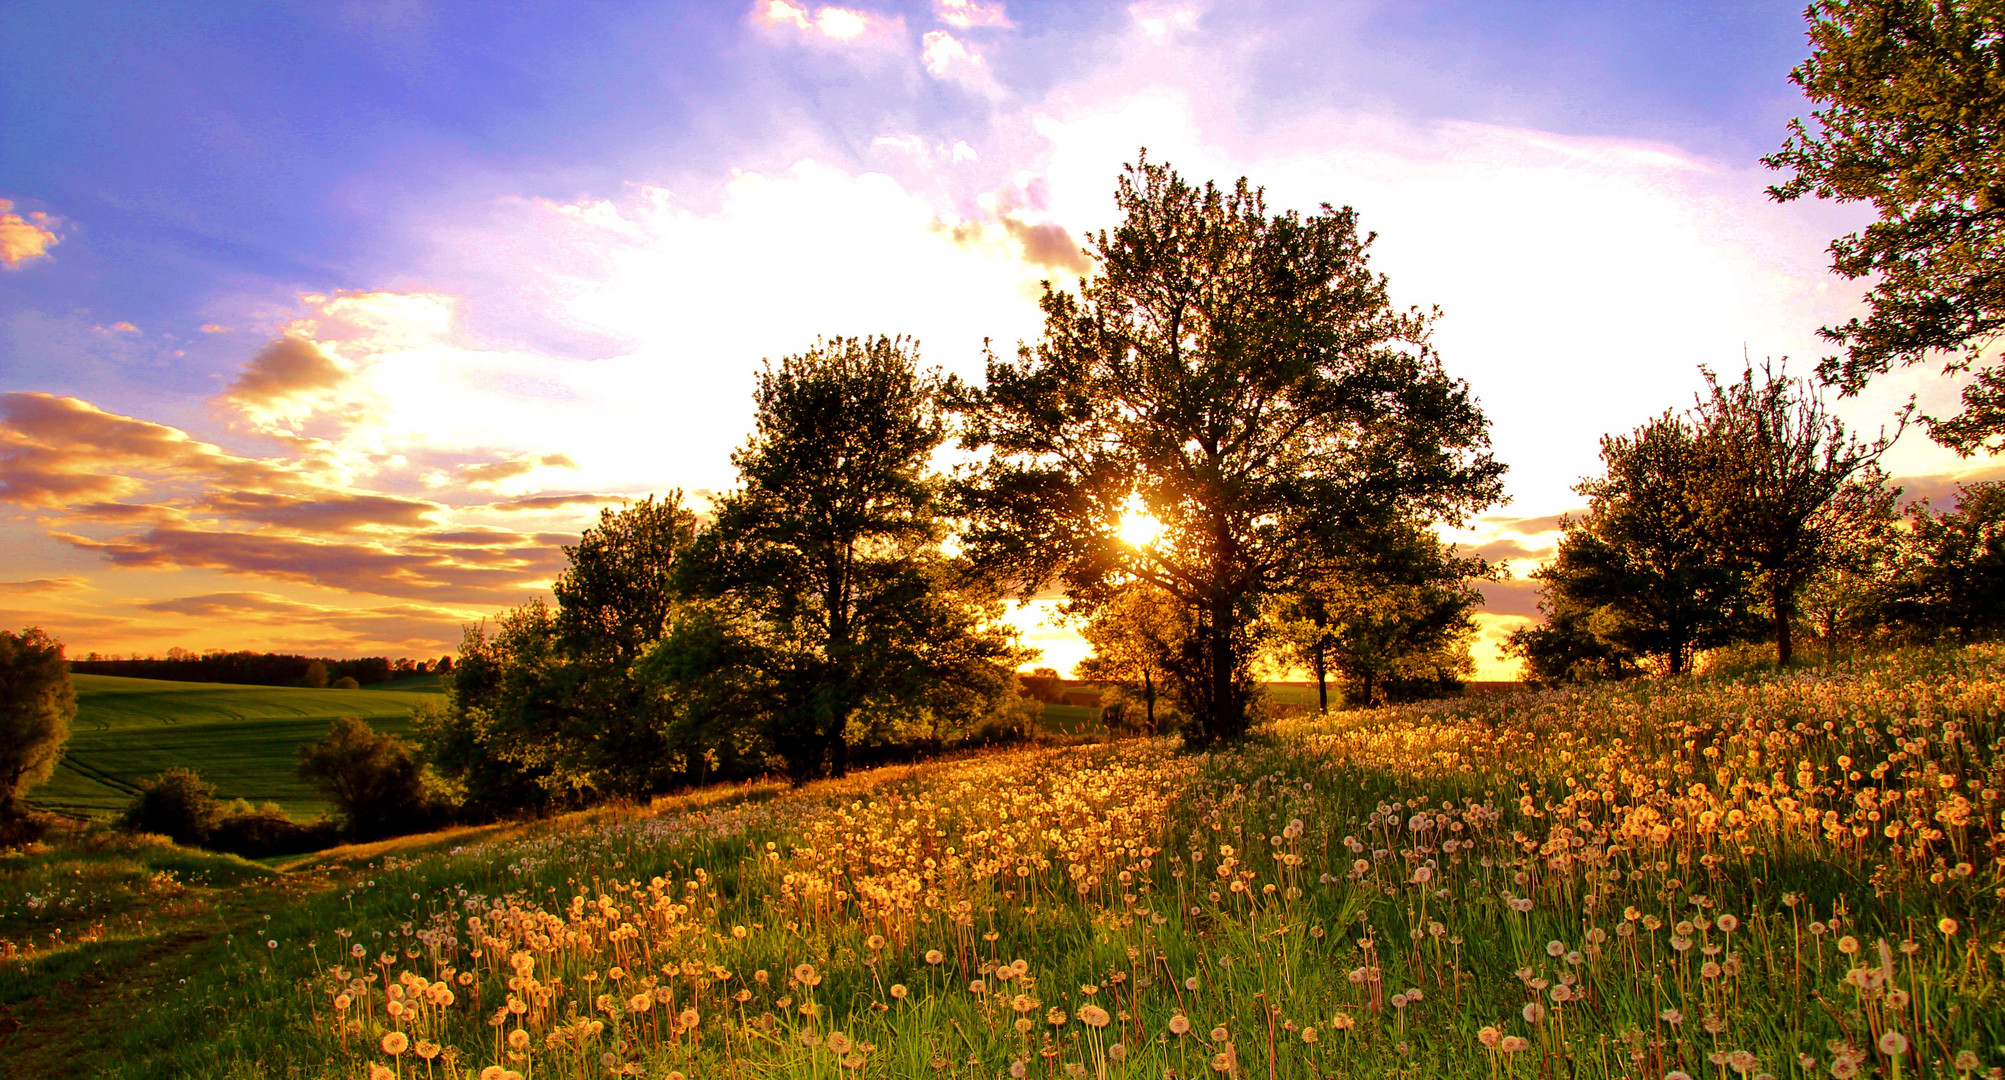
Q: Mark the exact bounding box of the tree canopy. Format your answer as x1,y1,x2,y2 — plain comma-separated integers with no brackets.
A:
649,336,1024,781
953,154,1503,743
1766,0,2005,454
0,627,74,820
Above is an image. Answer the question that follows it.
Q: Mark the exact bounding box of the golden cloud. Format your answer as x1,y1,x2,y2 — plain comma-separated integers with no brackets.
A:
0,199,60,269
219,336,348,409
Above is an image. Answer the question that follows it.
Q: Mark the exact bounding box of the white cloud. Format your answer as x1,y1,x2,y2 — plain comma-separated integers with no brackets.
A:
921,30,1004,97
754,0,899,45
1129,1,1201,38
935,0,1011,29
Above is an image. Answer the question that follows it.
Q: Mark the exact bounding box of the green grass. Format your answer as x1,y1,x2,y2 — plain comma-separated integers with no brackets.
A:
35,675,439,821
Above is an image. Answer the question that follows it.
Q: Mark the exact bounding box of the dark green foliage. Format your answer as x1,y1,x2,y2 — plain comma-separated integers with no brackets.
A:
70,652,395,687
330,675,360,690
952,154,1503,745
116,767,223,845
421,609,561,818
206,800,338,858
1881,481,2005,637
650,335,1026,782
1297,517,1491,707
296,716,436,841
1514,411,1763,677
1767,0,2005,454
302,660,329,689
0,626,75,820
1686,364,1899,666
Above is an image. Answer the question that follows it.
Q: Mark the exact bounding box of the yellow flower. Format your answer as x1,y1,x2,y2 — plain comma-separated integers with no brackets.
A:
380,1031,408,1056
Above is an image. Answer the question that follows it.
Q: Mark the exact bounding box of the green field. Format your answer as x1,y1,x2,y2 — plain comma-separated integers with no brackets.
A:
33,675,440,821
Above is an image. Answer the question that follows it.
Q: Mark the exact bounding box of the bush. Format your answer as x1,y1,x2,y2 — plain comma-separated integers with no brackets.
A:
207,801,340,858
297,716,441,840
331,675,360,690
118,768,223,845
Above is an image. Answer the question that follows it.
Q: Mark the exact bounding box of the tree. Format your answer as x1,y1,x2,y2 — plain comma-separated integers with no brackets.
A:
554,495,697,668
1688,364,1901,666
1766,0,2005,455
0,627,74,821
655,336,1025,781
297,715,434,840
1518,411,1763,676
952,155,1504,744
1074,582,1190,732
1307,519,1491,706
1880,481,2005,637
303,659,329,688
118,767,223,845
423,603,563,817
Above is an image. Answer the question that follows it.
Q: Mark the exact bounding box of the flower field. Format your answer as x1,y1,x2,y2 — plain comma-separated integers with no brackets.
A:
9,644,2005,1079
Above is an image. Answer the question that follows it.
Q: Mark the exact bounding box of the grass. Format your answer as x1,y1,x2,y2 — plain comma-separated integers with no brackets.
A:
5,644,2004,1079
35,675,440,821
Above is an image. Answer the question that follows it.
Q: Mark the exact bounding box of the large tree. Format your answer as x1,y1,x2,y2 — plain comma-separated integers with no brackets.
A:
0,627,74,821
1688,364,1900,667
1519,411,1764,677
952,156,1504,744
1766,0,2005,454
653,336,1023,781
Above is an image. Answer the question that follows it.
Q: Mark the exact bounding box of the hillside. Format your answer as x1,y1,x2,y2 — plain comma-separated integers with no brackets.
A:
33,675,440,820
1,644,1999,1079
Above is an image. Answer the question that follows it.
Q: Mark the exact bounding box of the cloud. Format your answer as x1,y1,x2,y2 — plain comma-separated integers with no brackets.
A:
220,337,348,411
935,0,1010,29
0,392,314,508
461,453,579,486
200,324,231,333
755,1,899,44
200,491,442,532
494,492,628,512
57,524,564,604
0,199,61,269
1475,578,1544,618
0,576,92,596
1128,1,1201,38
935,181,1091,274
922,30,1003,97
1892,463,2005,511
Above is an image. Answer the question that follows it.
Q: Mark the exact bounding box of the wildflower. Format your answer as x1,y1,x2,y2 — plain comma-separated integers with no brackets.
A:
1523,1002,1546,1024
1837,936,1860,955
1210,1052,1232,1073
1185,976,1200,991
1955,1050,1981,1071
1499,1036,1528,1053
890,984,908,999
1110,1043,1129,1060
508,1029,531,1051
1081,1004,1111,1028
1168,1015,1192,1036
381,1031,408,1055
1940,917,1960,936
1332,1013,1355,1031
1047,1007,1068,1026
1210,1026,1229,1043
1478,1027,1501,1048
925,949,945,965
1879,1032,1908,1057
794,963,822,987
1302,1027,1318,1044
370,1066,393,1080
826,1032,854,1054
1717,914,1739,932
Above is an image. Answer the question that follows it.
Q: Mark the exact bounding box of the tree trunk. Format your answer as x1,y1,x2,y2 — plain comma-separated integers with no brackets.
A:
1772,585,1794,668
1208,595,1240,741
1143,669,1155,734
1313,645,1327,715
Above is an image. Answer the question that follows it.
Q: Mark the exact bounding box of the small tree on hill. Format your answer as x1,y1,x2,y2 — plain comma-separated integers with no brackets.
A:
297,716,432,840
0,627,75,822
118,767,223,845
303,659,330,688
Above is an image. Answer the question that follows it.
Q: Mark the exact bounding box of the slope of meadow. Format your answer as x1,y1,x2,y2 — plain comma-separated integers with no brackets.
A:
34,675,439,819
4,645,2003,1079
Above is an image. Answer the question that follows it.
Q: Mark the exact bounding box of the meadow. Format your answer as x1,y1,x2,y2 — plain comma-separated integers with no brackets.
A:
33,675,442,820
2,644,2002,1079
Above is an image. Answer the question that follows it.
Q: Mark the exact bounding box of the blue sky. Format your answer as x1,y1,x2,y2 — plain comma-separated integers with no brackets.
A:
0,1,1989,670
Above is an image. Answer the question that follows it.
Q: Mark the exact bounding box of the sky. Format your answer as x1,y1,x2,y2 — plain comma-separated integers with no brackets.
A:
2,0,2000,678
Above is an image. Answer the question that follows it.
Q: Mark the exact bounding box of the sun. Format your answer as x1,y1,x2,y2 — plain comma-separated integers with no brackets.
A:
1117,496,1164,548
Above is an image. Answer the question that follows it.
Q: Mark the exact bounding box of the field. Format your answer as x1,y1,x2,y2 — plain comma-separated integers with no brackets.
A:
34,675,442,820
3,645,2003,1079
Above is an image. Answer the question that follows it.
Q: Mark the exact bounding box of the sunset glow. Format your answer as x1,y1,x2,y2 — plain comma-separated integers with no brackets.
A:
2,2,1998,680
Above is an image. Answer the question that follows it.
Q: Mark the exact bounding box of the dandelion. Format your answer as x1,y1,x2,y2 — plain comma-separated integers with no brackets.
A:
925,949,944,965
1210,1026,1229,1043
1523,1002,1546,1024
1838,936,1860,955
890,983,908,999
381,1031,408,1055
826,1032,854,1055
1168,1015,1192,1036
1955,1050,1981,1071
1080,1005,1111,1028
508,1029,530,1051
794,963,822,987
1940,917,1960,935
1499,1036,1528,1053
1302,1027,1319,1044
370,1066,393,1080
1879,1032,1908,1057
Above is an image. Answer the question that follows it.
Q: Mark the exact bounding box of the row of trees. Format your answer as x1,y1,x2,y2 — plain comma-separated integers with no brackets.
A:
1510,364,2002,683
68,651,449,688
423,156,1508,812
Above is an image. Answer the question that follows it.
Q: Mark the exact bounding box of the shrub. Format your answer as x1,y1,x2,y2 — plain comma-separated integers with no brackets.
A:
207,801,340,858
118,767,223,845
331,675,360,690
297,716,439,840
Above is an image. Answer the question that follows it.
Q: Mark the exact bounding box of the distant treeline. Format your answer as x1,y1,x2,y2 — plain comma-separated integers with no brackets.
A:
69,651,451,688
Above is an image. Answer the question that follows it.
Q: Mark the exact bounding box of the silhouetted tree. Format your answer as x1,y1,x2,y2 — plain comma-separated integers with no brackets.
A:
1767,0,2005,454
118,767,223,845
303,659,330,689
1517,411,1763,676
953,155,1504,745
654,336,1024,781
1881,481,2005,638
0,627,74,822
1688,364,1901,666
297,716,434,840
